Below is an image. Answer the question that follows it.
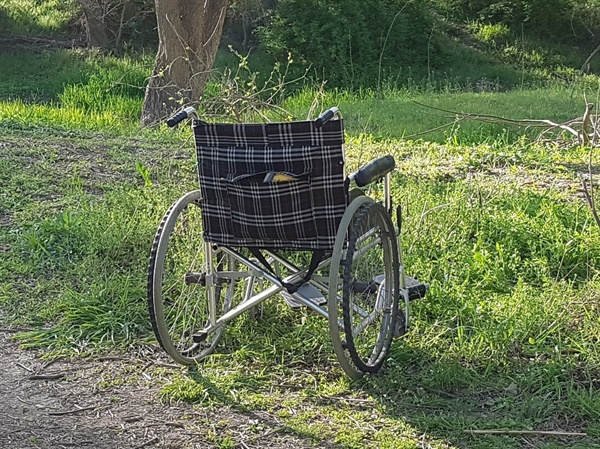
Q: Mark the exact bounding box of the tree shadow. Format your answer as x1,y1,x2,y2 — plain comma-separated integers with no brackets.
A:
177,321,600,449
185,366,342,448
359,343,600,449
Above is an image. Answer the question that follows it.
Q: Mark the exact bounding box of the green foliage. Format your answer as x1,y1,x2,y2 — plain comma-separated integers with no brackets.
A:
2,0,600,93
572,0,600,46
471,22,511,47
257,0,439,88
434,0,600,46
0,0,78,37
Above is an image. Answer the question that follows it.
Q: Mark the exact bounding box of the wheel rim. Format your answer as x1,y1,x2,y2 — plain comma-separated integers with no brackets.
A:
342,201,398,373
328,197,399,378
148,191,234,365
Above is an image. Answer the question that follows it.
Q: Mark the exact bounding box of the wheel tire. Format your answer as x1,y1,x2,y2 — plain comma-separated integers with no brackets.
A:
328,196,400,378
148,190,234,365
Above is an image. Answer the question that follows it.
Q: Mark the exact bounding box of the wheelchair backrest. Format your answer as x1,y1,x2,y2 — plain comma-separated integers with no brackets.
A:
193,119,347,250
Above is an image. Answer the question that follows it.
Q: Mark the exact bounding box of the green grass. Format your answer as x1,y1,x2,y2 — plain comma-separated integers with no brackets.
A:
284,83,600,144
0,0,77,36
2,46,598,143
1,47,600,448
0,48,152,132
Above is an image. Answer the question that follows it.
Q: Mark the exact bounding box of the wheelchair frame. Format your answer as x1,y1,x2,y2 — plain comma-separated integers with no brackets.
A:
148,107,426,379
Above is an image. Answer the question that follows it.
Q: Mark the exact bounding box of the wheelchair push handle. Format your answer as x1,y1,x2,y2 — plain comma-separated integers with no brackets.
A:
314,107,340,128
166,106,197,128
352,155,396,187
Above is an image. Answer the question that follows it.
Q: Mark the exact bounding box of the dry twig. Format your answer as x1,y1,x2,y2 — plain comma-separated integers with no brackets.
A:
134,437,160,449
48,405,98,416
28,373,65,381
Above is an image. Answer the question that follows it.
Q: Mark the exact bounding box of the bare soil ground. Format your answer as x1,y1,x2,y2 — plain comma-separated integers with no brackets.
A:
0,332,323,449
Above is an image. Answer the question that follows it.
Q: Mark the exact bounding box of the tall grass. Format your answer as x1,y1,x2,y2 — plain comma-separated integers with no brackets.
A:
0,48,152,131
399,178,600,364
13,188,166,351
0,0,77,36
1,47,599,143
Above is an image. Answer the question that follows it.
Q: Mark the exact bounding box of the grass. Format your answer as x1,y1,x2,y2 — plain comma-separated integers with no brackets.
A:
3,47,599,143
284,83,600,144
0,48,152,132
0,0,77,37
1,46,600,448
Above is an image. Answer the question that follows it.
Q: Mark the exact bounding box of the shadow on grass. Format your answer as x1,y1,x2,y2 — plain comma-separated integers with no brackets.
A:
185,366,342,448
0,46,148,109
360,343,600,449
177,325,600,449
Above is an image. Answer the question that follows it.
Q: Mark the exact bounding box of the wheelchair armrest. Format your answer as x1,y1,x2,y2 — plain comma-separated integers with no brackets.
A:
352,155,395,187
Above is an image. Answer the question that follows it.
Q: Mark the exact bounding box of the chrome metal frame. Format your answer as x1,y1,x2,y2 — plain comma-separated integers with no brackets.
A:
192,206,401,343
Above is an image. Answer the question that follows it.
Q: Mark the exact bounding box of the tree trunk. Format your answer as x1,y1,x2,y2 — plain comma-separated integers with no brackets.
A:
140,0,228,127
80,0,112,48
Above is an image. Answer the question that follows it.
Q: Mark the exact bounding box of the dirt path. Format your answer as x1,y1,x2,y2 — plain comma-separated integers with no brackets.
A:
0,332,321,449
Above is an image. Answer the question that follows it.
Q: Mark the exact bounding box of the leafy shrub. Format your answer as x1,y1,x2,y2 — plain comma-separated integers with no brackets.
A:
257,0,439,88
472,22,511,47
434,0,573,40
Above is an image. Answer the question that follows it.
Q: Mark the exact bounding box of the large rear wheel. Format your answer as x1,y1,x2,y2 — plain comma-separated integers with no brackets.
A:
328,196,400,378
148,190,234,365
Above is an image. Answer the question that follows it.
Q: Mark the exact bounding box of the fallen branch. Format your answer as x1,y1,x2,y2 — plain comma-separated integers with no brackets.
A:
581,43,600,74
402,120,463,139
28,373,65,381
15,362,33,373
134,437,160,449
413,100,598,146
40,358,64,371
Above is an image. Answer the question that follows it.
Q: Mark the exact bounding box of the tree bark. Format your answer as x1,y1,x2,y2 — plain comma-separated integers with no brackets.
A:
140,0,228,127
80,0,112,48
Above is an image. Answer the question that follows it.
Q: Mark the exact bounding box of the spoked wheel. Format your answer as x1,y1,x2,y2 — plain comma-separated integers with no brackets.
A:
328,196,400,379
148,190,235,365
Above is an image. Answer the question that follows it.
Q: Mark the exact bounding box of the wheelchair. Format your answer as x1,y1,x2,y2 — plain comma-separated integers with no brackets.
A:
147,107,427,379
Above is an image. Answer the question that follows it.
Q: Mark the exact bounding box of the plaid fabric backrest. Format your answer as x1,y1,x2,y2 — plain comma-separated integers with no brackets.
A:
194,119,347,250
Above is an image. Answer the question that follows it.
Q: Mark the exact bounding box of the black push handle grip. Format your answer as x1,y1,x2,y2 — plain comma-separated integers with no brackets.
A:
166,106,196,128
353,155,396,187
314,107,339,128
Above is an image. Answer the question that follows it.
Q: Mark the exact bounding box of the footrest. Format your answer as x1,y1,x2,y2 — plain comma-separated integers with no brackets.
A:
405,275,428,301
281,284,326,309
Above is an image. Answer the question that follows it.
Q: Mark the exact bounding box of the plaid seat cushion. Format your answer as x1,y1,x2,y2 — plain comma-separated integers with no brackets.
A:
194,119,347,250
